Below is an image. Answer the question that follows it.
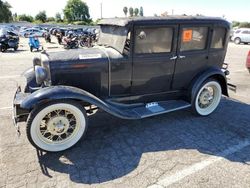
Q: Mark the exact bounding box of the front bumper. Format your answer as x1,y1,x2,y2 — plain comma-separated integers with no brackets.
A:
12,86,30,128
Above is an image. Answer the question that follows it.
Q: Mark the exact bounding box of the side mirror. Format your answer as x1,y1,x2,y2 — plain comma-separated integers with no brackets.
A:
138,31,146,40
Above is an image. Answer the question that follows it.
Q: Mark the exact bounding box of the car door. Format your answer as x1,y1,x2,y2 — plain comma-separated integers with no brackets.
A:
172,25,210,90
131,25,178,95
246,30,250,42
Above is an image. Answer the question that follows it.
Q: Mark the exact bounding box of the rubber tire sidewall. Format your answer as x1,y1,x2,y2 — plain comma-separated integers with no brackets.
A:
234,38,241,44
26,100,88,152
192,79,222,116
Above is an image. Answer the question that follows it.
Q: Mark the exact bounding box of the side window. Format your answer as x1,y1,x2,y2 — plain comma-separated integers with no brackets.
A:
135,27,173,54
211,27,226,49
180,27,208,52
242,30,250,34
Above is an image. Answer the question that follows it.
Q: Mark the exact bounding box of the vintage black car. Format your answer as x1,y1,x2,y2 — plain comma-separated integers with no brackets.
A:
13,16,231,152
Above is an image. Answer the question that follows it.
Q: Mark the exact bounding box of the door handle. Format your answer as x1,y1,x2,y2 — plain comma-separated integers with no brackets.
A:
179,55,186,59
170,56,178,60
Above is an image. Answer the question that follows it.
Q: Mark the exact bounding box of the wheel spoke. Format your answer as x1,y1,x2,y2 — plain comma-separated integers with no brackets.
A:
38,108,78,143
40,129,49,136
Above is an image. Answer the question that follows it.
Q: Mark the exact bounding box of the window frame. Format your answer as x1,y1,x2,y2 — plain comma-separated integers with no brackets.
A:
178,25,210,53
133,24,177,57
210,26,227,50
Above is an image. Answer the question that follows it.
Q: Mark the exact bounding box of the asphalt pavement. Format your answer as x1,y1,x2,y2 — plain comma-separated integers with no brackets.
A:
0,39,250,188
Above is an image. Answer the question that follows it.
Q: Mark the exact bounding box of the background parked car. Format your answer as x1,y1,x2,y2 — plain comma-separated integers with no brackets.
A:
231,28,250,44
20,28,46,38
0,28,19,52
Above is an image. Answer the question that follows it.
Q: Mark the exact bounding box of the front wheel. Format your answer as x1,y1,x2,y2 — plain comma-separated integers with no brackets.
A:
26,101,88,152
192,79,222,116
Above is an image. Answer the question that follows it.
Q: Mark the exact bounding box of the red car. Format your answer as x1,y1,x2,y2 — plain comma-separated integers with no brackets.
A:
247,50,250,73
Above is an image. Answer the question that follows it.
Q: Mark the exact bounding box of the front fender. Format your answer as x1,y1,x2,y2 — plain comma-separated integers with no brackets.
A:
189,67,228,102
21,86,140,120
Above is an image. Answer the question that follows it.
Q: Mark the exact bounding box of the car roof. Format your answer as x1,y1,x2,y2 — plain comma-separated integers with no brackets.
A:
98,16,230,28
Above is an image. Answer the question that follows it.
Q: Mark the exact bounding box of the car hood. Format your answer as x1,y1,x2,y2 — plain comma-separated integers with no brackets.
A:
42,46,123,64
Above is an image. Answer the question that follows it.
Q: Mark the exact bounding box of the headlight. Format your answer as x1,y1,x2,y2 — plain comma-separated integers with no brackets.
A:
33,57,41,68
35,65,47,85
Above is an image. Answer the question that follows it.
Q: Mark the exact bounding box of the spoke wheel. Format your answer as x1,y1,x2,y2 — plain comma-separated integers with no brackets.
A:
192,80,222,116
27,101,88,152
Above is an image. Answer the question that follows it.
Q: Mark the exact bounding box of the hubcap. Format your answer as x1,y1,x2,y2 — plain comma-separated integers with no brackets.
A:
198,87,214,108
39,109,77,143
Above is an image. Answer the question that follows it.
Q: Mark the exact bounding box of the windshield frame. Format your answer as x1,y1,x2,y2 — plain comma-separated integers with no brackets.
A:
97,25,128,54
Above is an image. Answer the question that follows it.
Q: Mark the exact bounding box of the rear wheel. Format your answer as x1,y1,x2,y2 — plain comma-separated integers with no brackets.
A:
192,79,222,116
30,46,33,52
26,101,88,152
234,37,241,44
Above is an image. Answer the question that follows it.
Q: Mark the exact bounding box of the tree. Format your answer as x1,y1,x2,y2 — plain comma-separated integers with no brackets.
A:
55,12,62,22
13,13,17,22
47,17,55,22
18,14,34,22
63,0,91,23
134,8,139,16
123,6,128,17
0,1,12,23
35,11,47,23
139,7,143,16
232,21,240,28
239,22,250,28
129,7,134,17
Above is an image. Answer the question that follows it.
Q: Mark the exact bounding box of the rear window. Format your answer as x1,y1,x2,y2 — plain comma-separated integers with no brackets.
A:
180,27,208,52
211,27,226,49
135,27,173,54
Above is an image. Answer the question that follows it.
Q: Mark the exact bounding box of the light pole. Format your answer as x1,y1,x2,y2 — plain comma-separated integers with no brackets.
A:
100,2,103,19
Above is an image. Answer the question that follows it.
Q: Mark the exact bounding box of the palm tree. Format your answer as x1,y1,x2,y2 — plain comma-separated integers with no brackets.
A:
129,7,134,17
134,8,139,16
139,7,144,16
123,7,128,17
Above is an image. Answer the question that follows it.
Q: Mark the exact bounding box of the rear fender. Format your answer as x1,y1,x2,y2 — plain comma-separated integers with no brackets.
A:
188,67,228,102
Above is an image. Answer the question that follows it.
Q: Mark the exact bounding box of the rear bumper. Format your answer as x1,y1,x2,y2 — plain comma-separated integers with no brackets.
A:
13,86,30,127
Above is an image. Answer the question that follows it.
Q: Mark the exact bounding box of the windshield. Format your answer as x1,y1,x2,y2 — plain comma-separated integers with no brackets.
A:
98,25,128,53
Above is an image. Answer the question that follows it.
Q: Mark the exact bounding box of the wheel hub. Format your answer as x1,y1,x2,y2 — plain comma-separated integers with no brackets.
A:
47,116,69,135
199,88,214,107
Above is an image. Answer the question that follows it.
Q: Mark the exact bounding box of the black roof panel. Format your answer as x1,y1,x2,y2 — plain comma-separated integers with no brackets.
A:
98,16,230,27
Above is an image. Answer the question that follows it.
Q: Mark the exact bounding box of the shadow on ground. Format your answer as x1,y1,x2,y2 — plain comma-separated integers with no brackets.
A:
37,98,250,184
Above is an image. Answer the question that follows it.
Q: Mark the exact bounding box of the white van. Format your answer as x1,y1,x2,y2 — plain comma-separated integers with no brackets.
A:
231,28,250,44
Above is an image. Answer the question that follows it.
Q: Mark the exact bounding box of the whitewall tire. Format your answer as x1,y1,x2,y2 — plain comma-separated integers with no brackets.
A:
26,101,87,152
192,80,222,116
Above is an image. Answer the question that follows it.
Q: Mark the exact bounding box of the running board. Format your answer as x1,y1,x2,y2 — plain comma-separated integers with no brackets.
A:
128,100,191,118
105,100,191,119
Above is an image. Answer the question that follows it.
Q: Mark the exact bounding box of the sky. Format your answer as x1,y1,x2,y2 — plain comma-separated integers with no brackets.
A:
5,0,250,22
